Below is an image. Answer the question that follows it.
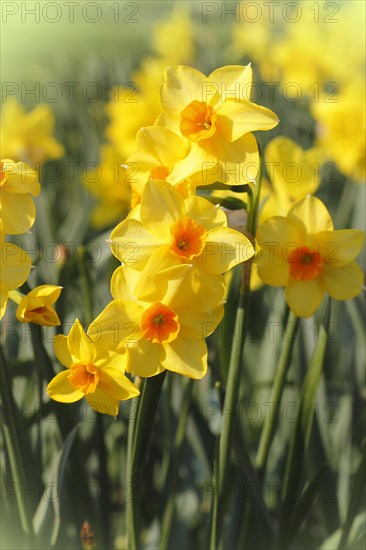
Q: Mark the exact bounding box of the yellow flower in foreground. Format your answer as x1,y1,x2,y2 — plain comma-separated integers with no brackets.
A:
156,64,279,186
1,99,64,163
256,196,365,317
0,242,32,319
123,126,192,203
89,265,224,380
109,179,254,304
12,285,62,326
47,320,139,416
0,160,40,234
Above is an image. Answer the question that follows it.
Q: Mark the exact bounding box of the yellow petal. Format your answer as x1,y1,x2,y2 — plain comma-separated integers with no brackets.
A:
98,366,140,400
126,340,163,377
184,195,227,229
28,284,62,302
85,388,119,416
178,304,224,336
140,179,185,236
257,216,305,257
257,253,289,286
161,65,209,118
88,300,143,353
135,126,189,166
54,334,72,368
208,64,253,101
316,230,365,267
1,243,32,290
322,261,364,300
47,370,84,403
162,331,207,379
216,99,279,142
2,161,40,195
288,196,333,233
0,192,36,234
110,265,142,300
285,277,325,318
134,248,184,301
110,218,165,268
197,227,254,274
68,319,96,364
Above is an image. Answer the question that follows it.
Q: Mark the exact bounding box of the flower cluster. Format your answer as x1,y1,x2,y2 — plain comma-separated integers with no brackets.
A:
47,63,278,414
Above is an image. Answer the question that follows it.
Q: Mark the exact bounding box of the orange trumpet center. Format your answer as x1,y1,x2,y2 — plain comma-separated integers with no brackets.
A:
149,165,171,180
289,246,323,281
180,100,217,142
140,302,180,344
170,217,207,260
68,363,99,394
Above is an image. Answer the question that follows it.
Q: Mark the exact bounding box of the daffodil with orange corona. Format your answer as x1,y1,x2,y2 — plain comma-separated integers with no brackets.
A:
256,196,364,317
47,319,139,416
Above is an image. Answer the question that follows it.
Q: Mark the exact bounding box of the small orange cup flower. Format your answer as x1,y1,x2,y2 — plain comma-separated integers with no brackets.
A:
256,196,365,317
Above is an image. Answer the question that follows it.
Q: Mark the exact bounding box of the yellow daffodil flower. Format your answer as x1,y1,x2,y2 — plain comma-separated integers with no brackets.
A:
109,179,254,304
10,285,62,326
1,99,64,163
0,160,40,234
156,64,279,186
123,126,192,204
82,144,131,228
88,264,224,380
256,196,365,317
47,319,139,416
1,242,32,319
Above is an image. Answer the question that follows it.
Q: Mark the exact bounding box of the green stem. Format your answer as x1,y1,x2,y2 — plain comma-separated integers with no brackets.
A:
127,372,166,550
210,165,263,549
255,310,299,478
0,345,34,537
76,245,94,326
160,378,194,550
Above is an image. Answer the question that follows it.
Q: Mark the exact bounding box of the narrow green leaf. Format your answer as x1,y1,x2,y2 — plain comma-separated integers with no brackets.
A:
289,464,328,542
338,449,366,550
32,424,79,544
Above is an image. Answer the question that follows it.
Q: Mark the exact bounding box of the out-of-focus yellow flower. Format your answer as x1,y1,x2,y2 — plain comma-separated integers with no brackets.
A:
109,179,254,305
89,264,224,380
0,159,40,234
106,60,164,160
256,196,365,317
83,144,131,228
0,242,32,319
152,6,194,64
10,285,62,326
47,319,139,416
156,65,278,187
123,126,192,203
1,99,64,163
260,137,322,221
311,82,366,183
229,2,275,79
106,7,196,160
